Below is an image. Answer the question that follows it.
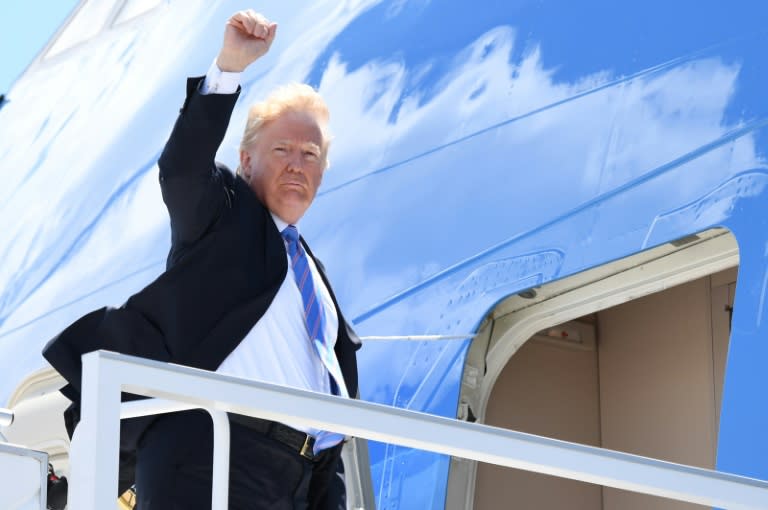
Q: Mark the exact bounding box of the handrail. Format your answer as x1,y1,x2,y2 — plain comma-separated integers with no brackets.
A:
120,400,230,510
69,351,768,510
0,442,49,510
359,334,476,341
0,408,13,427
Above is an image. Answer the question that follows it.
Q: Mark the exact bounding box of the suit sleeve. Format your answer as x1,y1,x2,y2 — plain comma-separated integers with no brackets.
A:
158,76,241,248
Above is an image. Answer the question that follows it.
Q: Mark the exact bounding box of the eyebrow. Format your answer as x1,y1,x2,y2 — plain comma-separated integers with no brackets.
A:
274,140,322,152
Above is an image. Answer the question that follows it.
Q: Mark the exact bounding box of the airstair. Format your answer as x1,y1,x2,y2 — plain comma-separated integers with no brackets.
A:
7,350,768,509
0,409,48,510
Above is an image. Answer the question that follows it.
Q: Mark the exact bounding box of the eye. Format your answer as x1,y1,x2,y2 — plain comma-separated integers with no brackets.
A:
303,150,320,161
273,146,287,154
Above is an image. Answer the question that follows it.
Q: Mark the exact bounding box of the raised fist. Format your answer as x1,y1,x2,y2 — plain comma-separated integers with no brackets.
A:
216,10,277,73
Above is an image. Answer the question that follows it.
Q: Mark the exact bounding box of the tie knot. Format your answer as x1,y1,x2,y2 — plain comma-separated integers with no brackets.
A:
281,225,300,245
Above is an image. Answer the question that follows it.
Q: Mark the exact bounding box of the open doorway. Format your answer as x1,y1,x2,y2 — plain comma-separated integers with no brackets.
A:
447,228,738,510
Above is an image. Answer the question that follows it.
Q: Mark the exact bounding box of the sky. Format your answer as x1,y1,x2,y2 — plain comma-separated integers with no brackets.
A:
0,1,80,94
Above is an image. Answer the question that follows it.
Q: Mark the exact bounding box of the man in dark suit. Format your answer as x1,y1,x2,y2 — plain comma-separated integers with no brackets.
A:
42,9,360,509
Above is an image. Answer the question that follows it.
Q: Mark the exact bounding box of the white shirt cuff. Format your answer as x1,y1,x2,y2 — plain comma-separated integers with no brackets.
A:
200,59,241,95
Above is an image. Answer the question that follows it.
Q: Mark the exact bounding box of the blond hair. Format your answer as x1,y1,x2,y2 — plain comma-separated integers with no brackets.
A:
238,83,331,174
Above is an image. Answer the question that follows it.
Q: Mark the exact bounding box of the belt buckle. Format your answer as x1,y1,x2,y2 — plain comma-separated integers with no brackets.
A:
300,434,315,460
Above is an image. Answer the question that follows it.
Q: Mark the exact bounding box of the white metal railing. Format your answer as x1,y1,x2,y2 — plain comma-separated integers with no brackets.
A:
121,400,231,509
0,408,13,427
359,334,476,341
70,350,768,510
0,441,48,510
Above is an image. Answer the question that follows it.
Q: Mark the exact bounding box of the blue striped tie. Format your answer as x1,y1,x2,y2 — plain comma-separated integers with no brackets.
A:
282,226,348,451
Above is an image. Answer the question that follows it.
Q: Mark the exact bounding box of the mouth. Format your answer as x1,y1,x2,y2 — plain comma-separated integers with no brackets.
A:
280,182,307,194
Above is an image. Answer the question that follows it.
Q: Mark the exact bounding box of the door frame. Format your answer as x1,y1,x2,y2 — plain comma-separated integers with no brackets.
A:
446,228,739,510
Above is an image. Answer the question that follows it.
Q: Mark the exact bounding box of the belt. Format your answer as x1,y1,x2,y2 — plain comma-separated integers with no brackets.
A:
228,414,318,461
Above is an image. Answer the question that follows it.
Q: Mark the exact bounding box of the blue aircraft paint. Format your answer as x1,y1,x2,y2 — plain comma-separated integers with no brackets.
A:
0,1,767,508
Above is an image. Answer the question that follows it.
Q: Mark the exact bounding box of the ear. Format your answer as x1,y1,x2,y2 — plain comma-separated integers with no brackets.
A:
239,150,251,178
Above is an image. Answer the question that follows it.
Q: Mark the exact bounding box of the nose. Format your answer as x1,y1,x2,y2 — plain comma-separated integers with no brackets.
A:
286,148,304,171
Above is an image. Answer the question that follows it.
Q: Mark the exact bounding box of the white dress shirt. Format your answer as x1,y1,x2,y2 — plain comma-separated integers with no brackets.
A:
199,60,241,95
216,214,343,441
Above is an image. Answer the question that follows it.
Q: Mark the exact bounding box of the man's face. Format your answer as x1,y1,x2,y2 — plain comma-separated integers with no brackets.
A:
241,111,326,224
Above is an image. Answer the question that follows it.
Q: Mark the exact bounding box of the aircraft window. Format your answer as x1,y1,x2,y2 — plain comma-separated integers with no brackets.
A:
45,0,117,59
113,0,163,25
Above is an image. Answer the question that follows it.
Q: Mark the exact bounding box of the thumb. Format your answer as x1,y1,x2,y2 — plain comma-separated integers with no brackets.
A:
266,22,278,45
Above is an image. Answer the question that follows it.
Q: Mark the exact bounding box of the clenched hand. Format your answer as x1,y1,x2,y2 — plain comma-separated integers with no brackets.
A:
216,10,277,73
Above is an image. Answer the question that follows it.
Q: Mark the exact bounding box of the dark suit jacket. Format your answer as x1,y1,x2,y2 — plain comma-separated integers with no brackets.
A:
42,77,361,454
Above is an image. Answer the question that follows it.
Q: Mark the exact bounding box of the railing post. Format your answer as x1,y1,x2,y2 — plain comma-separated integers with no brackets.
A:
207,411,230,510
0,408,14,427
120,400,232,508
69,352,121,510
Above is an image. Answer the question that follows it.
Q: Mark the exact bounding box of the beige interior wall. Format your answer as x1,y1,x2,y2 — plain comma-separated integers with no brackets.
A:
599,278,715,510
473,269,735,510
474,337,602,510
